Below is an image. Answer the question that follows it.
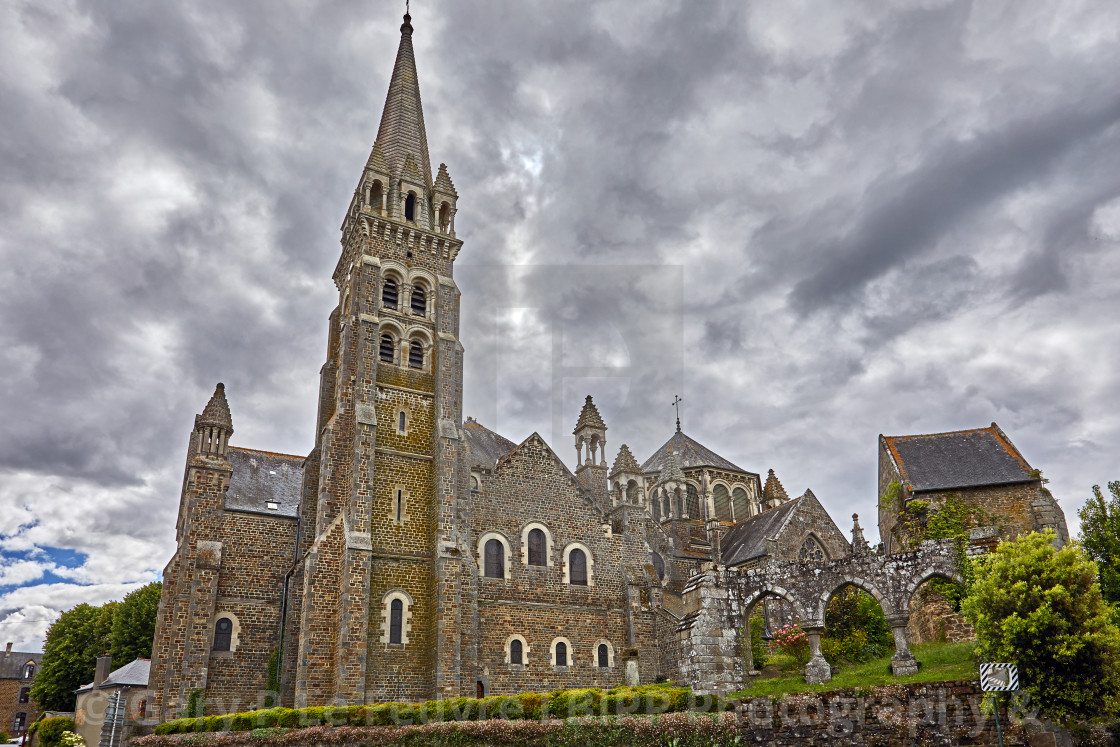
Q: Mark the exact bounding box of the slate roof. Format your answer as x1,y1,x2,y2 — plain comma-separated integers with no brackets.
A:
0,650,42,679
463,419,518,469
76,659,151,693
883,423,1035,492
225,447,304,517
640,430,746,474
720,496,802,567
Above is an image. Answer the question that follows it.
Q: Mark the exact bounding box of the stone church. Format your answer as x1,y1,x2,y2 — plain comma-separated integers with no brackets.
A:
148,12,1067,717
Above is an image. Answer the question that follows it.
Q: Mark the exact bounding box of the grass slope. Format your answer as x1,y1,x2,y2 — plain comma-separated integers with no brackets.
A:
731,641,977,698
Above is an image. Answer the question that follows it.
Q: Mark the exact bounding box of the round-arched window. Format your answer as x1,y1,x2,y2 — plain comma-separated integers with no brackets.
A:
510,638,523,665
555,641,568,667
569,549,588,586
527,528,546,566
650,552,665,581
597,643,609,668
213,617,233,651
484,538,504,578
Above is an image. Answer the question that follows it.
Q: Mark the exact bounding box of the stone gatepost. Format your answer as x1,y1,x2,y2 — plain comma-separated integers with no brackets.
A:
886,614,919,675
679,566,745,696
803,626,831,685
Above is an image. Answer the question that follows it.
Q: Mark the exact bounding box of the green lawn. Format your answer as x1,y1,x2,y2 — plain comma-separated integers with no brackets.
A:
729,641,978,698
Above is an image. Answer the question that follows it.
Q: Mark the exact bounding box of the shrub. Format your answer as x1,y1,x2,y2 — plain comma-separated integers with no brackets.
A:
0,731,9,743
771,622,809,664
58,732,85,747
962,530,1120,719
36,718,76,747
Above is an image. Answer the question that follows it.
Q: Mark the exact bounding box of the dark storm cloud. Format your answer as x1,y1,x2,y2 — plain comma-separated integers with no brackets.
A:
2,0,1120,649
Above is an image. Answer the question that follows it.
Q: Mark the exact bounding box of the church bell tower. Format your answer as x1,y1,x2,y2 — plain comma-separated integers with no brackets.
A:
289,10,467,705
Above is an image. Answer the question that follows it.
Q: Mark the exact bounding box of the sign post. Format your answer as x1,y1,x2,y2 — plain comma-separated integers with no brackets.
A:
980,663,1019,747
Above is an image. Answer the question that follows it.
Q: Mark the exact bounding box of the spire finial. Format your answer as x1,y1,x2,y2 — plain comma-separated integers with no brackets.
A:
672,395,683,432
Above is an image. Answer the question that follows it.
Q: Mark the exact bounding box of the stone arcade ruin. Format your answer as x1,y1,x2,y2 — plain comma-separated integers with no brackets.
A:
676,523,969,695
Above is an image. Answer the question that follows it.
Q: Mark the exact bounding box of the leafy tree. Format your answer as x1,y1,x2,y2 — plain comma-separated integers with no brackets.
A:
823,586,893,663
1079,481,1120,604
962,531,1120,720
109,582,162,664
31,603,115,711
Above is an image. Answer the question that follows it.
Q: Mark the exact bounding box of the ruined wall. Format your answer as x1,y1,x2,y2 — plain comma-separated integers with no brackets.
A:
907,586,974,644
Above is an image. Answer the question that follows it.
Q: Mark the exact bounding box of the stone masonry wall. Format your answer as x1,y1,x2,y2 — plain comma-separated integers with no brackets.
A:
908,586,975,644
0,676,37,736
203,510,298,715
468,434,661,695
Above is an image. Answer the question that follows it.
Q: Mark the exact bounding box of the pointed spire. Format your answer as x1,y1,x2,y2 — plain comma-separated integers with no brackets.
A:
762,468,788,504
434,163,458,197
365,141,388,173
610,444,640,477
375,11,432,184
198,383,233,433
573,395,607,432
851,513,870,556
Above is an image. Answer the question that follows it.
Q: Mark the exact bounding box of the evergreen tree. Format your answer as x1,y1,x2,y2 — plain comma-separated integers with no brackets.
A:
1078,481,1120,604
109,581,162,664
962,531,1120,719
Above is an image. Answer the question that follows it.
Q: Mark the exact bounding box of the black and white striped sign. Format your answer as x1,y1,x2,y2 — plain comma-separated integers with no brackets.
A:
980,663,1019,691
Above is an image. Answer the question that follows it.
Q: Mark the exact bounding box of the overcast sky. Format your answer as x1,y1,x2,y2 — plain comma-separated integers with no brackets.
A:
2,0,1119,652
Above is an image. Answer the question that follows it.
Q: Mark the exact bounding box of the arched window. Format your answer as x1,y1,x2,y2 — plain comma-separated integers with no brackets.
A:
382,277,399,309
713,484,732,522
470,475,480,492
662,493,671,519
439,201,450,231
484,538,504,578
389,599,403,644
686,484,701,517
800,536,825,563
527,528,546,566
410,286,427,316
379,333,395,363
510,638,523,665
627,481,639,504
569,548,588,586
213,617,232,651
650,552,665,581
732,487,750,521
370,180,383,213
404,192,416,221
651,492,661,521
555,641,568,667
597,643,609,668
18,687,30,704
408,341,424,369
22,663,34,679
398,410,407,433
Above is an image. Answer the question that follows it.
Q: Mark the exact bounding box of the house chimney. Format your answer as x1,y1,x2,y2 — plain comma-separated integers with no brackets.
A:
94,654,112,687
4,642,11,657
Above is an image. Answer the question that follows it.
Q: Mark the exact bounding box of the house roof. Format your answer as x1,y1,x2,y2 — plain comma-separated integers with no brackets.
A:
0,650,42,679
720,496,802,566
883,423,1035,492
463,418,518,469
225,447,304,517
640,430,746,474
76,659,151,693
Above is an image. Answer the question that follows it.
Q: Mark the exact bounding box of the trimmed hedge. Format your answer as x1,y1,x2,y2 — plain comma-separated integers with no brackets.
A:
152,685,733,735
140,711,739,747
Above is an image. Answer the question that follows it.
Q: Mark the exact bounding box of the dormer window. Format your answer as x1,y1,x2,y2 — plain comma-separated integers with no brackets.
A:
266,501,279,511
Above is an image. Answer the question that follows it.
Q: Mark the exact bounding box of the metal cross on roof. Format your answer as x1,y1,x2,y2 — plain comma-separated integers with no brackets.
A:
672,395,683,432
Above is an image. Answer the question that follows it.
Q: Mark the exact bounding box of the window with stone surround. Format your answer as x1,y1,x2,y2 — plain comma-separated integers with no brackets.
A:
404,191,416,221
732,486,750,521
713,483,732,522
382,277,399,309
379,333,396,364
563,543,594,586
410,285,427,316
380,590,413,645
213,617,233,651
686,484,701,518
505,634,528,666
521,522,553,567
477,532,512,581
550,637,572,667
19,686,30,703
650,552,665,581
407,339,424,370
595,640,613,668
800,536,826,563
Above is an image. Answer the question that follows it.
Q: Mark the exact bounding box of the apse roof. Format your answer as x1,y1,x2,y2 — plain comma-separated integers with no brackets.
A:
640,430,747,474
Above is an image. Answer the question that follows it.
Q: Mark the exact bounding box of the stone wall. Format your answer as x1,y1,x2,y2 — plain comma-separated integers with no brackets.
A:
908,586,974,644
737,680,1072,747
0,676,36,736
